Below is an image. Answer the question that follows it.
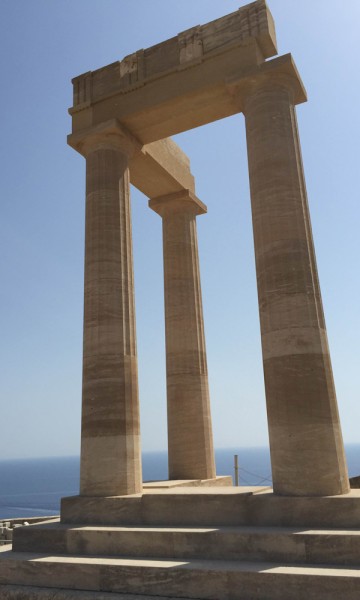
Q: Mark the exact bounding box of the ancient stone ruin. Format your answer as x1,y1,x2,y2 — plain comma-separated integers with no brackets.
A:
1,2,359,598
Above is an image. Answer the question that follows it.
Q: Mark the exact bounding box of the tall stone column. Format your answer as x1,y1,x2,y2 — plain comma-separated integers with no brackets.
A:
149,191,216,481
243,78,349,496
68,120,142,497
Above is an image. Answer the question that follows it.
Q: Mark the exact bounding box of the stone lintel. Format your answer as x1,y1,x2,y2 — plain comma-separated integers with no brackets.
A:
68,53,305,146
130,138,195,197
68,122,196,198
149,190,207,217
67,118,142,158
68,2,279,143
70,1,277,115
227,52,307,108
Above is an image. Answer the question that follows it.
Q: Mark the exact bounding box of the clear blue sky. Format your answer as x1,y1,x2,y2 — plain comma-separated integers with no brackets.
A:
1,1,359,460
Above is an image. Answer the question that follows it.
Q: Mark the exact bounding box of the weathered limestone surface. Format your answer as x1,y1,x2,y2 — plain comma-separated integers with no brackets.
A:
1,3,356,600
67,0,349,499
149,191,216,481
60,488,360,528
242,76,349,496
69,2,277,141
69,120,142,497
4,490,360,600
12,513,360,566
0,588,180,600
130,138,195,198
1,553,360,600
71,0,276,113
143,476,232,489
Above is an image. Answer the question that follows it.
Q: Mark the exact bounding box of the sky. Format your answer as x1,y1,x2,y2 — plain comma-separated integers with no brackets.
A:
0,0,359,461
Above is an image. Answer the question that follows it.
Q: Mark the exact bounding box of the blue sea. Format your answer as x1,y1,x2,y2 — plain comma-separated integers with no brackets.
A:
0,445,359,520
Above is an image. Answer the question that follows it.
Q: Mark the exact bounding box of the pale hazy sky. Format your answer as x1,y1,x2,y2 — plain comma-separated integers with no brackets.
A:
1,0,359,460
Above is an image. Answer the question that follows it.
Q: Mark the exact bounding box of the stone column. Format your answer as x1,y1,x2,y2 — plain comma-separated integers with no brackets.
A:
68,120,142,497
243,78,349,496
149,191,216,481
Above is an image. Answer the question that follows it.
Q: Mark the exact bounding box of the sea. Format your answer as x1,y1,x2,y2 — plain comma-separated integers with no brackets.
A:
0,445,359,520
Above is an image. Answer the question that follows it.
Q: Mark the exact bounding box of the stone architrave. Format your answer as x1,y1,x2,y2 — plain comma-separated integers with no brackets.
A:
68,119,142,497
242,76,349,496
149,191,216,481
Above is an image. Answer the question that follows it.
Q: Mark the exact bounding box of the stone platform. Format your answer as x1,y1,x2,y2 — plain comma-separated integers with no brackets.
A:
142,476,233,489
1,488,360,599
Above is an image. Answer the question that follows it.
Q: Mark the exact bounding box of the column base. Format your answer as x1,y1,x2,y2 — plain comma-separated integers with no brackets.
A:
143,476,232,489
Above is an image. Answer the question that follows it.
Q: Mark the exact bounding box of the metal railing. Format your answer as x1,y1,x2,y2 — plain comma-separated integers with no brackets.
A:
0,522,13,545
233,454,272,487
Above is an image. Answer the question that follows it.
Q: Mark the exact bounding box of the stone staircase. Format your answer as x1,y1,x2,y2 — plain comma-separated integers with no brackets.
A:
1,488,360,599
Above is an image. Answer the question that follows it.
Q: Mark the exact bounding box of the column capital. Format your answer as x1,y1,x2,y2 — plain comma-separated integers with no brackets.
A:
227,54,307,113
149,190,207,218
67,119,142,159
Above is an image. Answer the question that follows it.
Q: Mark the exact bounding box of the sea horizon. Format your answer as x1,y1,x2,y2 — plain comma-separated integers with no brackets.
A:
0,444,359,520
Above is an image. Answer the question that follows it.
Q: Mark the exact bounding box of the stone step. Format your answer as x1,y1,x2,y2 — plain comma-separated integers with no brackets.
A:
1,549,360,600
61,488,360,528
0,586,184,600
13,521,360,566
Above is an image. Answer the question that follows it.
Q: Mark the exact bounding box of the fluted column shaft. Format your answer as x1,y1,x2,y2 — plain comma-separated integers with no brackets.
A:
243,81,349,496
149,191,216,480
72,121,142,496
